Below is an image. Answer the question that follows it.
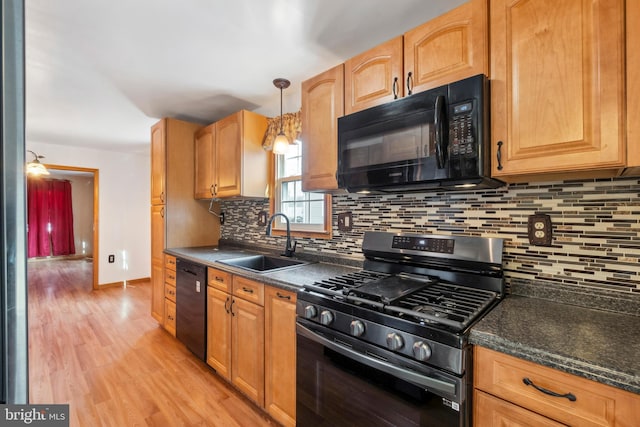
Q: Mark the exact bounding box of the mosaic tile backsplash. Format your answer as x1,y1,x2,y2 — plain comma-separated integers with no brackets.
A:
220,177,640,294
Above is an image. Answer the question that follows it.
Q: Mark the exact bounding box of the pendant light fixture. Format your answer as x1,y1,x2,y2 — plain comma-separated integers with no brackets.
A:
26,150,50,176
272,78,291,155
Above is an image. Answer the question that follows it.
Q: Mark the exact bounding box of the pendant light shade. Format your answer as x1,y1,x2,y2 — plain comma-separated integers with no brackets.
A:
26,150,50,176
272,78,291,155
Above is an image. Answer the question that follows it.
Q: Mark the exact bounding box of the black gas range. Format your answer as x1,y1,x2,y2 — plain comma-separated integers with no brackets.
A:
296,231,504,427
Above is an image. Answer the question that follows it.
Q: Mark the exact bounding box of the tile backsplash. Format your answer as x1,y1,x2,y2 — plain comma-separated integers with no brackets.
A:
220,177,640,294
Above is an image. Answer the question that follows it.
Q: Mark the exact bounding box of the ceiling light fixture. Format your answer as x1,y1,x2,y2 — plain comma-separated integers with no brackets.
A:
272,78,291,155
26,150,50,176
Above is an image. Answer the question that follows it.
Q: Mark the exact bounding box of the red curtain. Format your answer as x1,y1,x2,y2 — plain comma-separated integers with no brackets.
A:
27,178,76,258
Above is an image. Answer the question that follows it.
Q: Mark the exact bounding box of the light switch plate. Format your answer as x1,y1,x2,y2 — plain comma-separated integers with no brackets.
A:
337,212,353,232
527,214,552,246
257,211,268,226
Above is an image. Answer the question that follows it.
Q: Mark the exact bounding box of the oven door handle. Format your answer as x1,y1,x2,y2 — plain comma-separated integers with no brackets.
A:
297,323,457,397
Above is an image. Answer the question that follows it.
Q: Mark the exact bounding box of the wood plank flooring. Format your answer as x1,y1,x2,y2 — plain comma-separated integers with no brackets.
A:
28,259,275,427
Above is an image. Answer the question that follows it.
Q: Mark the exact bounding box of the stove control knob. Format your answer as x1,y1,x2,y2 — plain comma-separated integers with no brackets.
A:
303,305,317,319
350,320,365,337
319,310,334,326
386,332,404,351
412,341,432,361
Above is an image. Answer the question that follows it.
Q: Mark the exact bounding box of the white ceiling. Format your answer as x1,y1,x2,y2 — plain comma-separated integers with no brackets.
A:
25,0,466,153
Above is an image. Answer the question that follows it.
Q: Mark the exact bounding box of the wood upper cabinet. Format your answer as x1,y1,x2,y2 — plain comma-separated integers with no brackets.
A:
194,124,216,199
150,121,166,205
624,0,640,175
264,287,297,427
344,36,404,114
194,110,268,199
404,0,488,94
301,64,344,192
344,0,488,115
474,346,640,426
490,0,626,182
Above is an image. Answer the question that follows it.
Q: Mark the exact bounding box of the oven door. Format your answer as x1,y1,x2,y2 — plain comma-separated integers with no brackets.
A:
296,320,469,427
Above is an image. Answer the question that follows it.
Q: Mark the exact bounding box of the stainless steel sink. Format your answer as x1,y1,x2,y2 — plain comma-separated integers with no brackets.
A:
216,254,308,273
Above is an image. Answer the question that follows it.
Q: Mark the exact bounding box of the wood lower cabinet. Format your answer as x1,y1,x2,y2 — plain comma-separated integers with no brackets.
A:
162,254,177,336
150,205,165,323
490,0,626,182
264,287,297,427
301,64,344,192
474,346,640,426
207,269,265,406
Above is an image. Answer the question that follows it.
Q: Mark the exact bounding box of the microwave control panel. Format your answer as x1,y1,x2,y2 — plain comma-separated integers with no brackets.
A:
449,101,476,159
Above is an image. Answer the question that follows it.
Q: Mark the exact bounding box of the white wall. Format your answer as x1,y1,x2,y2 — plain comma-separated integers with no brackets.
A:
27,141,150,285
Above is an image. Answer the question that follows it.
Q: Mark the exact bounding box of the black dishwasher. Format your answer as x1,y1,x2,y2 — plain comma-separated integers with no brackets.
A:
176,258,207,361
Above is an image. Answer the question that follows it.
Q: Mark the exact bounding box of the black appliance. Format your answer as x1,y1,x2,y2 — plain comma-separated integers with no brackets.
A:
296,231,504,427
337,74,503,193
176,258,207,361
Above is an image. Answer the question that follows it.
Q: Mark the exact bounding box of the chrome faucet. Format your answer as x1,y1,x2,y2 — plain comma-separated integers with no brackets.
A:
265,213,296,257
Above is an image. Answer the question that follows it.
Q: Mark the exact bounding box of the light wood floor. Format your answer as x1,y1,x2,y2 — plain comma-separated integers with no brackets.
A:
28,258,275,427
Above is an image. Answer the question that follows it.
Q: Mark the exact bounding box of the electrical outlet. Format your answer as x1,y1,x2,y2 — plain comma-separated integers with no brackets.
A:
108,254,115,263
337,212,353,232
527,214,552,246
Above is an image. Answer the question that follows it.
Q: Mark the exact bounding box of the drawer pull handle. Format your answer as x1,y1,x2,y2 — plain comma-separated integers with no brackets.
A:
276,292,291,300
215,276,225,282
522,378,576,402
242,287,254,294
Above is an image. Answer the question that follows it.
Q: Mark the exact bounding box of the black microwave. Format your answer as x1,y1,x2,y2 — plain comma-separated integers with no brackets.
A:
337,74,503,193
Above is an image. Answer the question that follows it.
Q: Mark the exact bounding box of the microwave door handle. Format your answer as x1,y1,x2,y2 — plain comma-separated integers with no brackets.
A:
434,95,446,169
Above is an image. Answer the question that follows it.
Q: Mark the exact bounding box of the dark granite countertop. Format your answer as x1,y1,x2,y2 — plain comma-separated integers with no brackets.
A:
470,287,640,395
164,245,362,293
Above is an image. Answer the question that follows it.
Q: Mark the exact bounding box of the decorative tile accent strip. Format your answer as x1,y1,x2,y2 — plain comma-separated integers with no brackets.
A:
220,177,640,295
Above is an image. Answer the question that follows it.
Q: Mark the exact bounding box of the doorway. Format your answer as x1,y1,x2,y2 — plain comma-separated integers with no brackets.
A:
27,164,99,290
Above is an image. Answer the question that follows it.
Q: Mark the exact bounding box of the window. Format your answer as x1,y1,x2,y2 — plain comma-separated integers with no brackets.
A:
272,143,331,238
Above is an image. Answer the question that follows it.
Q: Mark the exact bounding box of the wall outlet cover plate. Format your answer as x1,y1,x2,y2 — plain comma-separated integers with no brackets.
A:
527,214,552,246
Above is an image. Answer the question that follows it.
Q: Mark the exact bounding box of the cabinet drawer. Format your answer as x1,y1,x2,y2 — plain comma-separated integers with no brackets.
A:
233,276,264,306
474,346,639,426
474,390,566,426
164,284,176,302
164,299,176,337
208,267,232,292
165,268,176,286
164,254,177,271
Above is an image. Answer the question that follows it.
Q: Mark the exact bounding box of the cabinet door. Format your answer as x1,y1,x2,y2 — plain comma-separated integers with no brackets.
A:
194,124,216,199
404,0,487,94
231,296,265,407
150,120,166,205
164,299,177,337
474,390,567,427
207,287,232,380
344,36,403,114
215,112,242,198
264,287,296,427
150,205,165,323
625,0,640,173
490,0,625,180
301,64,344,192
151,260,164,323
